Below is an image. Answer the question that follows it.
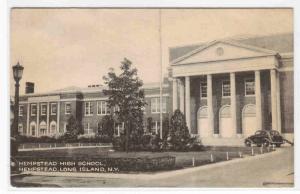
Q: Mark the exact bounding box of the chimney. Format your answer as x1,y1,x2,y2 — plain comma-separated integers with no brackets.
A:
25,82,34,94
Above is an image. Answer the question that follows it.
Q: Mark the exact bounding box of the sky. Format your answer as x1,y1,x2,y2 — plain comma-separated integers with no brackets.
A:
10,8,293,95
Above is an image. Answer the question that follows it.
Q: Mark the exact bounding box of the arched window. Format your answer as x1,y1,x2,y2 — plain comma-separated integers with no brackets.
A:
18,124,23,135
197,106,208,118
219,105,231,118
242,104,256,117
30,121,36,136
39,121,47,136
50,121,57,134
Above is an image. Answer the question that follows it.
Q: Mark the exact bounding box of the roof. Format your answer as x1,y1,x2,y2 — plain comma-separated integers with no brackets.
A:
22,82,169,97
169,33,293,62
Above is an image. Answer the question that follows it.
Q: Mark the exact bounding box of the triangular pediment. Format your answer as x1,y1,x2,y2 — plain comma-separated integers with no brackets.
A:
172,40,276,65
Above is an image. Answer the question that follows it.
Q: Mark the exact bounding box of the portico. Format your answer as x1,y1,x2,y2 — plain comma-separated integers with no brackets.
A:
170,40,282,145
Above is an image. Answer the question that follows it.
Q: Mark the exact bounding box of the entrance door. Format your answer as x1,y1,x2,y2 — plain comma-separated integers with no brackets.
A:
197,106,209,137
219,105,233,138
242,104,257,137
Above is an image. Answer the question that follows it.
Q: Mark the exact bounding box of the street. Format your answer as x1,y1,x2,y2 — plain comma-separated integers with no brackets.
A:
12,147,293,188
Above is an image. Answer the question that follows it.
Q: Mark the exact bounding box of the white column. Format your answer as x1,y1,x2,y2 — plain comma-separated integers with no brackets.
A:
276,71,282,133
270,69,278,131
255,70,262,130
230,72,237,135
179,78,185,113
207,74,214,135
26,104,30,136
46,102,50,135
36,103,39,137
57,101,60,134
172,78,178,111
185,76,191,132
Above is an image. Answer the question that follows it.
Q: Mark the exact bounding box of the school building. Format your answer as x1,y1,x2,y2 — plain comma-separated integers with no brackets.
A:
15,33,293,145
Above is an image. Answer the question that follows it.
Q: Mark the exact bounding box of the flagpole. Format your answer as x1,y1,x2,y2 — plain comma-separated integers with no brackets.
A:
159,9,163,139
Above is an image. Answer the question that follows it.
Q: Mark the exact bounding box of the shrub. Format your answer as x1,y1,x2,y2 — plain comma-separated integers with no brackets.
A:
185,137,205,151
57,132,78,143
162,117,170,140
167,109,191,151
146,117,153,133
78,133,112,143
17,133,113,144
159,109,205,152
66,115,83,136
112,135,126,151
78,133,96,139
141,134,152,150
11,137,18,156
39,136,57,143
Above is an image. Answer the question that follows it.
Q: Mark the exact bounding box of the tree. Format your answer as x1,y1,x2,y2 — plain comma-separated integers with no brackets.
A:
66,115,83,136
168,109,191,151
103,58,146,152
99,115,114,138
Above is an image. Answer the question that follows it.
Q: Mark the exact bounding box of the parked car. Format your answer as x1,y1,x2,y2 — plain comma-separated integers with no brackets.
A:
244,130,285,147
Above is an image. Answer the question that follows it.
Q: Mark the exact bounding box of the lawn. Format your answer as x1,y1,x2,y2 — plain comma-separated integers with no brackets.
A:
16,146,274,169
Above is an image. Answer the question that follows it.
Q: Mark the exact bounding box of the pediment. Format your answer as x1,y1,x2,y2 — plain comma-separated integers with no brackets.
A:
172,40,276,65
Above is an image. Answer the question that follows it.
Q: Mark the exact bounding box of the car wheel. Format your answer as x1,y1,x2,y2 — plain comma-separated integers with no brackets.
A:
264,141,270,147
276,144,281,148
245,140,251,147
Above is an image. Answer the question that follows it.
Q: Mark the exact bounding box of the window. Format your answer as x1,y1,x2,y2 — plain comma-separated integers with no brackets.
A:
39,121,47,136
151,97,167,113
84,123,90,134
31,104,37,116
151,98,158,113
50,121,57,134
97,122,102,131
97,101,110,115
18,124,23,134
41,104,47,115
114,122,124,136
245,78,255,96
19,105,24,116
222,80,231,97
150,121,160,134
64,123,67,133
200,81,207,98
114,105,120,112
65,103,71,114
85,102,93,116
30,122,36,136
51,103,57,115
31,126,36,136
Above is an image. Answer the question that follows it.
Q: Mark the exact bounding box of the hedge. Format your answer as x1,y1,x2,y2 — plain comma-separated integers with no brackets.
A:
16,134,112,144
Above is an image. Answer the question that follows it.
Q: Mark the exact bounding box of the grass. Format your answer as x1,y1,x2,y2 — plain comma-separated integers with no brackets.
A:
16,146,274,169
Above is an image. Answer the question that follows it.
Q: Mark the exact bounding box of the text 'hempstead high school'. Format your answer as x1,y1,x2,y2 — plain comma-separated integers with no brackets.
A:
14,33,293,146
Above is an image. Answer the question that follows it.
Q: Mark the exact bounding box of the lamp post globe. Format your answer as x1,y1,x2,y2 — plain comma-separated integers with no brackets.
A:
12,62,24,137
13,62,24,82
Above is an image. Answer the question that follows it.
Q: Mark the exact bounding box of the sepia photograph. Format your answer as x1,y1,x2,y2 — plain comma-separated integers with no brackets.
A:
9,8,294,188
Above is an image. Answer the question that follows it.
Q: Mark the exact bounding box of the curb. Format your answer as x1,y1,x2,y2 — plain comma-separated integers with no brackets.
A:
23,148,284,180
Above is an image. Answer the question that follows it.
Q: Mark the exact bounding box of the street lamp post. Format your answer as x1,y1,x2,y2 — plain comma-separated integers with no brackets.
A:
12,62,24,137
